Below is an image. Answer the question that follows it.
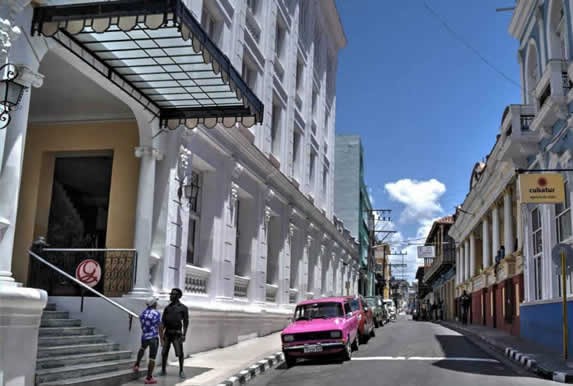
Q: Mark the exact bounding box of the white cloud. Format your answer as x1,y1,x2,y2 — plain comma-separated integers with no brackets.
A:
385,179,446,224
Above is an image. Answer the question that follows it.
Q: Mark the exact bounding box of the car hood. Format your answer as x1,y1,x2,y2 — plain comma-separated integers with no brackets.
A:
282,318,347,334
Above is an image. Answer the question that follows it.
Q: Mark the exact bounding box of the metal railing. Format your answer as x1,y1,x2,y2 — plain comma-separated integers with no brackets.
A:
28,248,139,330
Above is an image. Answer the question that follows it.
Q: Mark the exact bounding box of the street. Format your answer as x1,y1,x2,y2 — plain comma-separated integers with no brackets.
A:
249,316,556,386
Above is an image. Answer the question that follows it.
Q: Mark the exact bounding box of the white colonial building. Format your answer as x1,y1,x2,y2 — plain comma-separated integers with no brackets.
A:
0,0,359,384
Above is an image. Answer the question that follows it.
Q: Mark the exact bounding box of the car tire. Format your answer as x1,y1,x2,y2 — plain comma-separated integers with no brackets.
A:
351,336,359,352
284,354,296,368
374,319,379,328
342,338,352,361
370,326,376,337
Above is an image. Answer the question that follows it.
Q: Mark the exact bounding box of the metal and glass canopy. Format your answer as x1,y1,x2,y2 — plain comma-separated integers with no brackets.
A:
32,0,264,130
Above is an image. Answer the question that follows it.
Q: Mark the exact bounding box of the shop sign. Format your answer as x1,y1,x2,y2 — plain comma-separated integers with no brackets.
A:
519,173,565,204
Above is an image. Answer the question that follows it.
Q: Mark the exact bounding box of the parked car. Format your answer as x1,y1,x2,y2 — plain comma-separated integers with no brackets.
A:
364,296,385,327
345,295,375,343
281,297,359,367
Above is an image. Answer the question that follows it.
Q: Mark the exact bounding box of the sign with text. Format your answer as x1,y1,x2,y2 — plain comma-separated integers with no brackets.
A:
519,173,565,204
417,246,435,259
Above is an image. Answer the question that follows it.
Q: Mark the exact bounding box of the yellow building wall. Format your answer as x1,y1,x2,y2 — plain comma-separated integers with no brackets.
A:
12,121,140,284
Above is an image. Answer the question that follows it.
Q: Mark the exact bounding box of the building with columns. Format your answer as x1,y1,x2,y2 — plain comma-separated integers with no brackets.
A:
507,0,573,353
0,1,359,384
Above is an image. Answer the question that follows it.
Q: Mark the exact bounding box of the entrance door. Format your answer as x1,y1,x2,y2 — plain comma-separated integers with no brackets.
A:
30,155,113,296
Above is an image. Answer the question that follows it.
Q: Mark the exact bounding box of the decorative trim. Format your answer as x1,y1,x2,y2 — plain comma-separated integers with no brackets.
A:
135,146,163,160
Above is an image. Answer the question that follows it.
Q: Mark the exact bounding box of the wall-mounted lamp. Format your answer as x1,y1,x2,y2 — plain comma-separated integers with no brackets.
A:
456,205,475,216
0,64,27,129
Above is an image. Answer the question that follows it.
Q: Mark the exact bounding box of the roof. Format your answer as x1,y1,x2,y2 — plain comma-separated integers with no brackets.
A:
297,297,347,305
436,216,454,225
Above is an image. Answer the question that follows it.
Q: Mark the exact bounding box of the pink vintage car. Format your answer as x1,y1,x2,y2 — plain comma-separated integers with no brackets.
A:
281,297,359,367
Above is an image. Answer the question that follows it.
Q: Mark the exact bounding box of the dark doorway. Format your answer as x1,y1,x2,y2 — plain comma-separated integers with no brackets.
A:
47,155,113,248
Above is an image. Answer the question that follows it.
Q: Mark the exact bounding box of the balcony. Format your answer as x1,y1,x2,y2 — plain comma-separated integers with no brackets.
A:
234,275,249,299
265,283,278,303
422,247,455,284
531,60,571,131
498,104,538,162
185,265,210,295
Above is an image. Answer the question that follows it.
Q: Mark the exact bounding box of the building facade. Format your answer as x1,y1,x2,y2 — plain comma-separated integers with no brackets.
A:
509,0,573,353
334,134,375,296
374,242,391,298
422,216,456,321
0,1,360,383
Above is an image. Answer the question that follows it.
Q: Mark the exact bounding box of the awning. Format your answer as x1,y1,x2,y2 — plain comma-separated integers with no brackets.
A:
31,0,264,130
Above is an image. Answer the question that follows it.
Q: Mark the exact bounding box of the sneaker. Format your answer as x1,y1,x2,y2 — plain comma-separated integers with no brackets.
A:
132,365,139,373
179,371,186,379
144,377,157,384
159,370,166,377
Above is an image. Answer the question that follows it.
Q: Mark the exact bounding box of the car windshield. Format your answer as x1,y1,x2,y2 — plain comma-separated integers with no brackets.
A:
365,298,377,307
294,302,344,320
349,299,360,311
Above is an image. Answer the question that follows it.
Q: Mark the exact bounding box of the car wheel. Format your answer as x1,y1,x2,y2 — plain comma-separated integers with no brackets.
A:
351,336,359,351
284,354,296,368
342,338,352,361
374,318,379,328
370,326,376,337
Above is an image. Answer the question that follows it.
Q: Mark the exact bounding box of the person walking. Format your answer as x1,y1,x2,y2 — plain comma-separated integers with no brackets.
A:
133,296,161,384
460,290,471,325
160,288,189,378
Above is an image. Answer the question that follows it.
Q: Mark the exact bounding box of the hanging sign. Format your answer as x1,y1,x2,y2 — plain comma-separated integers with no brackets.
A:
417,246,435,259
75,259,102,288
519,173,565,204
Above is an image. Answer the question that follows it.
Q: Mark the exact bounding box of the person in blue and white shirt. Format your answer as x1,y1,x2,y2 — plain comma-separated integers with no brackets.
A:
133,296,162,384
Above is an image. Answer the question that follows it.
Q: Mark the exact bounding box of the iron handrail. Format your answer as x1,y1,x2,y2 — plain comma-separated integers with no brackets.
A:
44,248,136,252
28,249,139,323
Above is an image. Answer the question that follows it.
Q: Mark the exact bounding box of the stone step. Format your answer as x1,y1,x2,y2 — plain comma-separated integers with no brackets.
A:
36,351,133,370
41,311,70,319
36,359,135,383
37,343,119,358
40,319,82,328
39,326,94,337
38,368,143,386
45,303,57,311
38,334,107,347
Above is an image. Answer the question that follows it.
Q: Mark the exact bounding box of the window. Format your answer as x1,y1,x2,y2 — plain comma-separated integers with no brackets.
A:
234,199,241,275
201,7,222,45
322,165,328,197
309,150,317,189
556,180,571,242
296,59,304,93
187,171,202,265
312,88,318,118
271,104,282,157
275,20,286,59
531,207,543,300
294,302,343,320
242,58,258,94
292,129,301,178
247,0,260,16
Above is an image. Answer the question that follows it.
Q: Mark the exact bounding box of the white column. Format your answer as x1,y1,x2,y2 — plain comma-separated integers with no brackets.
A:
492,205,500,261
482,217,491,269
131,145,161,295
278,220,294,305
504,189,515,255
464,240,470,280
301,234,311,299
469,232,476,278
456,247,460,285
0,4,48,386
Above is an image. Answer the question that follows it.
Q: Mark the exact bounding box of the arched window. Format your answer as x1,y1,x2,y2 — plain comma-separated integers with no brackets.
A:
525,41,539,104
547,0,567,60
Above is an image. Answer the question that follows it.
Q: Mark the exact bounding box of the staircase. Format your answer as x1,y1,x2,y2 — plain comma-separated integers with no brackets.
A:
36,303,145,386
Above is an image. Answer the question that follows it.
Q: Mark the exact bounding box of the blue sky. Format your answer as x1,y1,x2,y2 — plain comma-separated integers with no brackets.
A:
334,0,521,280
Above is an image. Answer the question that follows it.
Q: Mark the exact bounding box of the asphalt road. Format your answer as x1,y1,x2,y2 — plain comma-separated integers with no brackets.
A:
249,316,557,386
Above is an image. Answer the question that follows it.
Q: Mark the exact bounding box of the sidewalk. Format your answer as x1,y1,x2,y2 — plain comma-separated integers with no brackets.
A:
439,320,573,383
122,332,282,386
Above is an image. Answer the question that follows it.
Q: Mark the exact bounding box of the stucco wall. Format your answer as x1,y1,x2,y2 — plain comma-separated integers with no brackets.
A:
13,121,139,284
334,136,360,239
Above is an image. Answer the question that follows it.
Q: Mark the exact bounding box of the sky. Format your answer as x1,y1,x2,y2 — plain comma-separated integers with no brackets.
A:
334,0,521,281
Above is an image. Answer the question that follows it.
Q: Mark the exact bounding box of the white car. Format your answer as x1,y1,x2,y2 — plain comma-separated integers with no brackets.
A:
383,299,397,321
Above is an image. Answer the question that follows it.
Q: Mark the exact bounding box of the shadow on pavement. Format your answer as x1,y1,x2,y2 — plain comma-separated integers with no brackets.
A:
276,356,344,369
432,334,531,378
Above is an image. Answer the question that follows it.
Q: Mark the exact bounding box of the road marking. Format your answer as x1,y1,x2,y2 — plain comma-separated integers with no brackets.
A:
352,356,499,363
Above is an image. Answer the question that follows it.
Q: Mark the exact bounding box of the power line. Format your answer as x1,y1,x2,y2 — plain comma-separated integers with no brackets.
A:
422,0,521,90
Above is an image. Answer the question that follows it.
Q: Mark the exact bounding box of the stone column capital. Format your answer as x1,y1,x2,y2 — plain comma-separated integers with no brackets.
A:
15,64,43,88
288,222,296,238
135,146,163,160
230,182,239,205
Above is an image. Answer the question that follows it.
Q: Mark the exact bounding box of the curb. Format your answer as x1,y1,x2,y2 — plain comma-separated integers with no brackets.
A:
216,352,284,386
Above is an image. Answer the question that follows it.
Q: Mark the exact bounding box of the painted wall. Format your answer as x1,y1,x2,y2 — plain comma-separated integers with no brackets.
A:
521,298,573,355
334,135,361,238
13,121,139,284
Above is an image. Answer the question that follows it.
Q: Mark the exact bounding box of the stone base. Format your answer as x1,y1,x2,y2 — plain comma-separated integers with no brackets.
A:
0,283,47,386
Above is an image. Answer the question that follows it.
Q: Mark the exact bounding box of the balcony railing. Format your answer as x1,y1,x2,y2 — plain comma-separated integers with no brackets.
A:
289,288,298,304
234,275,249,298
422,246,455,284
28,247,136,297
499,104,538,161
531,59,570,129
185,265,210,295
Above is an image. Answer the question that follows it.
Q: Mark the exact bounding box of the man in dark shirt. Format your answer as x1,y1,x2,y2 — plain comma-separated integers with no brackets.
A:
160,288,189,378
460,290,471,325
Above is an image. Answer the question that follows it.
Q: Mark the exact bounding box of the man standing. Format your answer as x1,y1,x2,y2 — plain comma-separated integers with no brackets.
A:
160,288,189,378
134,296,161,384
460,290,471,325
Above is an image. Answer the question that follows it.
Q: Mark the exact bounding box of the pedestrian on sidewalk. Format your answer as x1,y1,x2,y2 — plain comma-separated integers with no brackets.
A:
133,296,161,384
160,288,189,379
460,290,470,325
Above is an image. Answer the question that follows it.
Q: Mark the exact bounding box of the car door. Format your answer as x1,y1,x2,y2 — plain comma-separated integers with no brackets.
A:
344,300,357,341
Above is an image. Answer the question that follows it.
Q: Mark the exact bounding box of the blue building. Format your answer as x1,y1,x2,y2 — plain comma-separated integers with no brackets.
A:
510,0,573,354
334,135,374,296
